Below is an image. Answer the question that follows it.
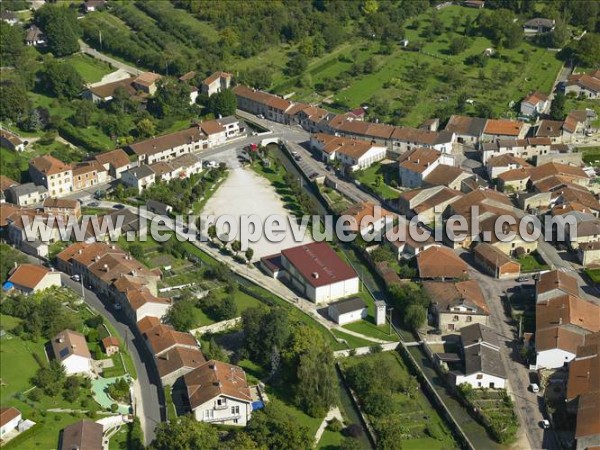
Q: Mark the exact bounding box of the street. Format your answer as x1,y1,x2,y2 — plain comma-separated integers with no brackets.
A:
60,274,164,445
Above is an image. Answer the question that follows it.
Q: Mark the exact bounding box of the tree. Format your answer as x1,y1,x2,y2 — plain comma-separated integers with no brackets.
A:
245,247,254,263
550,92,566,120
238,67,272,90
207,225,217,243
208,89,237,117
165,296,196,331
219,432,265,450
404,303,426,330
215,293,237,321
286,52,308,77
231,240,242,255
204,337,227,362
63,376,81,402
569,33,600,67
549,19,569,48
247,405,313,450
136,118,157,138
149,81,193,119
0,23,25,66
43,61,84,99
35,5,80,57
242,307,290,368
0,244,26,280
72,100,96,128
150,415,219,450
34,359,66,396
0,80,31,123
449,36,469,55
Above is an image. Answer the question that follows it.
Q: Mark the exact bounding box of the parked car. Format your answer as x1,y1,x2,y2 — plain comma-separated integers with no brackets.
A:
540,420,550,429
257,114,264,119
204,161,219,169
88,201,100,207
517,276,531,282
71,274,80,282
530,383,540,393
112,204,125,210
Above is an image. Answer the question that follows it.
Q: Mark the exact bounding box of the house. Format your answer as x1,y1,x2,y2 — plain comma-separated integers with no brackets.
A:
575,391,600,450
398,147,453,188
29,155,73,197
480,137,553,163
328,297,367,325
416,245,468,280
259,253,285,279
83,0,106,12
198,117,241,147
146,199,173,216
398,185,463,224
419,118,440,132
185,360,253,426
156,346,206,386
201,71,232,97
93,149,135,179
6,183,48,206
83,77,138,103
127,126,207,165
523,18,555,34
339,202,394,238
425,280,489,334
279,242,359,304
59,421,103,450
102,336,120,356
453,323,507,389
0,408,22,438
535,295,600,369
535,119,565,143
482,119,527,141
473,243,521,279
566,332,600,402
51,329,93,376
143,323,198,357
497,168,531,193
444,115,487,144
121,165,156,193
390,127,455,154
423,165,471,190
25,24,45,46
232,85,293,123
119,286,172,323
486,153,531,179
0,131,24,152
385,223,436,259
0,175,18,201
43,197,81,220
536,269,580,303
521,91,549,117
7,264,62,294
72,161,105,191
296,105,330,132
578,241,600,266
566,218,600,250
309,133,387,171
132,72,162,95
565,70,600,99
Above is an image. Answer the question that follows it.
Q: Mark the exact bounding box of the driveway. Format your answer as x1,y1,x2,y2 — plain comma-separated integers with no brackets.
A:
61,275,163,445
463,254,560,450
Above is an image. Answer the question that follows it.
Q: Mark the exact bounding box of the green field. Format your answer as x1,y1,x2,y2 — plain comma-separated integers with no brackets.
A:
354,162,401,201
585,268,600,284
518,251,550,272
66,54,114,84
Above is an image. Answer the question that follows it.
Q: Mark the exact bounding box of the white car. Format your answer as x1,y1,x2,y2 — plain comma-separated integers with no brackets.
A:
530,383,540,393
71,274,81,282
540,420,550,429
204,161,219,169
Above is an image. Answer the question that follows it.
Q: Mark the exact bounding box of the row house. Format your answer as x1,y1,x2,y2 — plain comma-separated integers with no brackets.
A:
92,149,135,179
398,147,454,188
481,119,528,141
232,85,293,123
123,153,203,192
309,133,387,171
486,153,531,179
565,70,600,99
29,155,73,197
398,185,463,224
43,197,81,220
6,183,48,206
72,161,107,191
201,71,232,97
127,126,207,165
480,137,553,163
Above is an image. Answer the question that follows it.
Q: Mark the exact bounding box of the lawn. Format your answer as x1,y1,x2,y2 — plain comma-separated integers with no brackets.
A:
330,329,377,349
66,54,114,84
343,319,396,342
576,146,600,166
353,162,401,201
0,331,47,398
191,288,264,329
517,251,550,272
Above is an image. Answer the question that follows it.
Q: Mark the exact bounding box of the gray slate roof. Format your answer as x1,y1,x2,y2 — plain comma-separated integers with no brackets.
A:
329,297,366,315
460,323,507,379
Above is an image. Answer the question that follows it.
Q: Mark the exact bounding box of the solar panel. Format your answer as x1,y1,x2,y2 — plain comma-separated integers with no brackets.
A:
59,347,70,358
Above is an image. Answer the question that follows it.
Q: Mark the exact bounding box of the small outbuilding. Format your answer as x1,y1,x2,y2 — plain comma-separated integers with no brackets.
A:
102,336,120,356
328,297,367,325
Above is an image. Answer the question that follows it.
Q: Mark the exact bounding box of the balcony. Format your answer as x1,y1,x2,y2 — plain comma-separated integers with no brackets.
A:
203,414,241,423
214,403,228,410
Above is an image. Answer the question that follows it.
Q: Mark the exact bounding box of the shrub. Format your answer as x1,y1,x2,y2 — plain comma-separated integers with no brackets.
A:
327,417,343,432
110,403,119,412
343,424,363,438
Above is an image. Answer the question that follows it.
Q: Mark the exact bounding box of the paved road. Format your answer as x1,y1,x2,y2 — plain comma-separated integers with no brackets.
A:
466,257,559,450
79,40,141,76
60,274,163,445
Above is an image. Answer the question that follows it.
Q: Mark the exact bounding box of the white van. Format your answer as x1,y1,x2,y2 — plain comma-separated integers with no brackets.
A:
530,383,540,393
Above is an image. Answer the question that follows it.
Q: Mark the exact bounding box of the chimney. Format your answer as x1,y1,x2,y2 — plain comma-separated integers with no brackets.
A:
71,344,76,349
58,337,64,343
312,272,319,279
103,264,109,271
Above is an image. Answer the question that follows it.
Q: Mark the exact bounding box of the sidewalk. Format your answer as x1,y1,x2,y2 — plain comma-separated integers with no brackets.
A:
314,407,343,445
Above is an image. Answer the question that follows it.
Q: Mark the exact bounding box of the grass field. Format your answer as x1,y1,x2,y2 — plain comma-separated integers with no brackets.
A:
0,331,47,398
353,162,401,201
331,329,377,349
518,251,550,272
66,54,114,84
585,268,600,284
577,146,600,166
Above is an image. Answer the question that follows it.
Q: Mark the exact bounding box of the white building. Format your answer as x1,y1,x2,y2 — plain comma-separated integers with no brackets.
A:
185,360,253,426
6,183,48,206
328,297,367,325
51,330,93,376
520,91,549,117
0,408,22,438
280,242,360,305
454,323,507,389
201,71,232,97
121,166,156,193
7,264,62,294
29,155,73,198
398,147,453,188
310,133,386,171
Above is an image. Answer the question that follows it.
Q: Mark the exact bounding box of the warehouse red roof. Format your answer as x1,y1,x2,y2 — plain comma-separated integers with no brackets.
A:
281,242,357,288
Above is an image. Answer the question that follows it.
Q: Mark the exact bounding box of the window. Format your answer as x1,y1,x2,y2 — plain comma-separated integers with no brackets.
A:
476,374,483,379
466,316,472,322
453,315,459,321
231,405,239,415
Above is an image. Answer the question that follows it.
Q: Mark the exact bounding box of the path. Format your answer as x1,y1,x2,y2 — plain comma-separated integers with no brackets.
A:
314,406,343,445
79,40,141,76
